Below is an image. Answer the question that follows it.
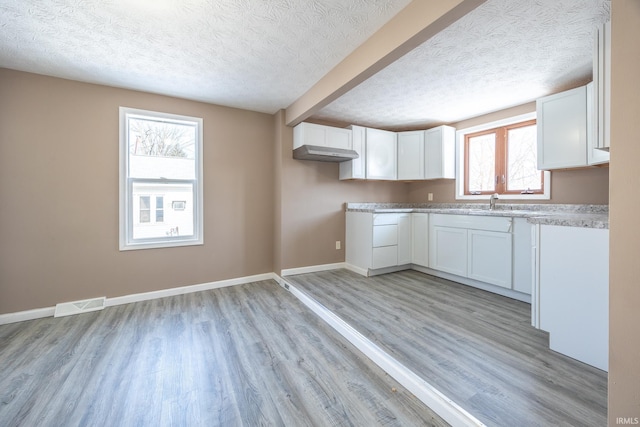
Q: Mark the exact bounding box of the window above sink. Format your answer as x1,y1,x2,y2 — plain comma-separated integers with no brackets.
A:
455,112,551,201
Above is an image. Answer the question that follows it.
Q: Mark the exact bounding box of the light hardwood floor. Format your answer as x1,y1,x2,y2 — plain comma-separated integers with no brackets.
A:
285,269,608,427
0,281,447,427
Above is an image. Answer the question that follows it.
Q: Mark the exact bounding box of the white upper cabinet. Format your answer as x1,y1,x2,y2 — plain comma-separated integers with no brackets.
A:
425,125,456,179
397,131,425,180
537,83,608,170
587,82,610,165
366,128,397,180
594,21,611,151
293,122,352,150
536,85,588,170
340,125,366,180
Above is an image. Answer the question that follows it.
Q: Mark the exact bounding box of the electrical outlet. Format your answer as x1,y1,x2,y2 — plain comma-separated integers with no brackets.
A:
427,193,434,201
336,240,341,250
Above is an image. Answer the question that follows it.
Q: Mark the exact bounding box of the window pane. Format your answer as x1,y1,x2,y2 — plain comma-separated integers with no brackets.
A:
128,118,196,180
468,133,496,192
132,182,193,240
156,196,164,223
507,125,541,191
139,196,150,223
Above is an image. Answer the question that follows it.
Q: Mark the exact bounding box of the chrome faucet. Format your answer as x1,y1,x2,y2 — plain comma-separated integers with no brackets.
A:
489,193,499,210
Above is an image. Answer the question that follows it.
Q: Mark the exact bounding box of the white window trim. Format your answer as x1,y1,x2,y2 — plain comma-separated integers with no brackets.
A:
455,112,550,200
119,107,204,251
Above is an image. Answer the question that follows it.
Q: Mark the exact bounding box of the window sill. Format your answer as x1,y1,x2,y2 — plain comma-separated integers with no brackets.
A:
119,238,203,251
455,192,550,201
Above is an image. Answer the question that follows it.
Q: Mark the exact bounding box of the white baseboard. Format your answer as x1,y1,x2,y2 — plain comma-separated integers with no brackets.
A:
106,272,277,307
281,262,345,277
278,276,485,427
0,307,56,325
343,263,368,277
0,272,278,325
411,266,531,303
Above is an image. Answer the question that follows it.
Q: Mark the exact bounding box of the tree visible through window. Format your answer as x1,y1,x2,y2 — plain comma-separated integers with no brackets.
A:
464,119,542,195
120,107,203,250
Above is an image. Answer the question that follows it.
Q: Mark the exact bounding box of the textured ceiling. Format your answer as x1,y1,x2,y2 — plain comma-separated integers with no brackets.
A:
312,0,611,130
0,0,610,128
0,0,411,113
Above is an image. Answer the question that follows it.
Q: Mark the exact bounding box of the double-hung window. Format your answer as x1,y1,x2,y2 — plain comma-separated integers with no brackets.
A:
457,113,550,200
119,107,203,250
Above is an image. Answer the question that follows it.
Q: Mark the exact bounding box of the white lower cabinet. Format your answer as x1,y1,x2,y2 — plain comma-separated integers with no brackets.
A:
348,211,529,297
428,214,514,289
429,226,468,276
536,225,608,371
512,218,533,294
411,213,429,267
346,212,410,274
397,214,412,265
468,229,512,288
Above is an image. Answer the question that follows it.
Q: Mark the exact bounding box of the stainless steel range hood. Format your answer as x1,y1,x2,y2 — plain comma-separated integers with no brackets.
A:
292,145,359,162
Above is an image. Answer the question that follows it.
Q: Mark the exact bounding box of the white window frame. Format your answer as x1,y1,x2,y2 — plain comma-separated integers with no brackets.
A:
455,112,551,200
119,107,203,250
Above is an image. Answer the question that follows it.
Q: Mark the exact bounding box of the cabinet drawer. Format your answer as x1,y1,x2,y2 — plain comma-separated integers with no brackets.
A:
372,246,398,269
373,224,398,247
431,213,512,232
373,213,398,225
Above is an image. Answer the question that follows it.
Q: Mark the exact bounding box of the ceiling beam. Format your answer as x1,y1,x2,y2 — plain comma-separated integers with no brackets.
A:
285,0,486,127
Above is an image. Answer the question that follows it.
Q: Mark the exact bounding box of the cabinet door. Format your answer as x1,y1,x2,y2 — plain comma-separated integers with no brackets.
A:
366,128,397,180
425,126,456,179
429,226,467,276
536,86,588,170
372,246,398,269
397,131,424,180
412,213,429,267
397,214,412,265
345,212,373,273
340,125,366,180
468,230,512,288
512,218,532,295
326,127,352,150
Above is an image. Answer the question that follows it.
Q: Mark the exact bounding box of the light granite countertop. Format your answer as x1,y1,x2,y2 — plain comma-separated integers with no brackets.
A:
345,203,609,229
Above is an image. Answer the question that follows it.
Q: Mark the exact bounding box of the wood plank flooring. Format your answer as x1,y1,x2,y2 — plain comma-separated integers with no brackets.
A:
0,280,448,427
285,269,608,427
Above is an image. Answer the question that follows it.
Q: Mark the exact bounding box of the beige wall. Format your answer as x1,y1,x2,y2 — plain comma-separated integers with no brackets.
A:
0,69,275,314
609,0,640,422
408,101,610,205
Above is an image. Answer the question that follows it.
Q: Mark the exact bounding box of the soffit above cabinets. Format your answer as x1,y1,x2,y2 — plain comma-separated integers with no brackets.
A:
0,0,609,129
